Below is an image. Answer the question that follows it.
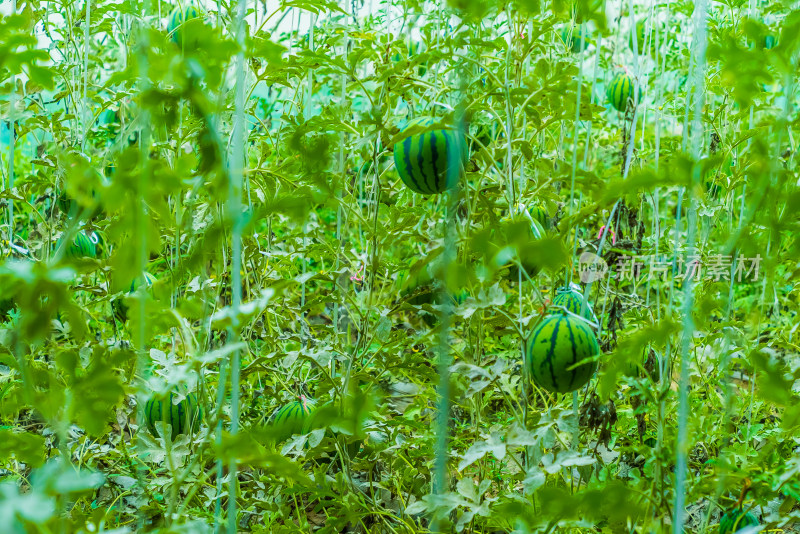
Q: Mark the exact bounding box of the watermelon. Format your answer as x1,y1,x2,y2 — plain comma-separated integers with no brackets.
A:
397,266,436,306
145,390,203,441
719,509,758,534
496,207,547,278
561,25,592,53
91,231,108,257
764,34,777,49
397,266,468,326
624,347,662,380
527,204,550,229
167,3,202,47
112,272,157,323
607,72,636,112
64,231,97,259
550,286,592,318
391,40,427,76
393,117,467,195
268,396,316,443
526,313,600,393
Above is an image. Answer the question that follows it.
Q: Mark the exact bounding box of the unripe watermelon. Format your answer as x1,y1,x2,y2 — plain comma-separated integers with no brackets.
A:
528,204,550,229
496,207,547,279
526,313,600,393
393,117,467,195
561,25,592,53
145,390,203,441
391,40,427,76
112,272,157,323
269,396,316,443
65,231,98,259
550,286,592,318
91,231,108,258
396,266,468,326
168,3,202,47
719,509,758,534
607,72,636,112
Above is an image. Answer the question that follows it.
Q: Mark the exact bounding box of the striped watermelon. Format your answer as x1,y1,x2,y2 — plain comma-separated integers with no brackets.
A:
527,204,550,229
167,3,202,46
65,231,97,259
719,509,758,534
113,272,157,323
526,312,600,393
550,286,592,318
497,206,547,278
145,390,203,441
397,265,436,306
561,25,592,53
393,117,467,195
764,34,776,49
91,231,108,258
391,40,427,76
397,266,467,326
269,396,316,443
607,72,636,112
624,347,661,380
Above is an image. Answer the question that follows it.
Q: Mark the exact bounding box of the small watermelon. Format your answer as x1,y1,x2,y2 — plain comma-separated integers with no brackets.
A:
145,390,203,441
526,313,600,393
269,396,316,443
719,509,758,534
607,72,636,112
397,266,436,306
90,231,108,257
550,286,592,318
391,40,427,76
624,347,662,380
496,207,547,278
764,34,776,49
112,272,157,323
397,266,468,326
393,117,468,195
167,3,202,47
527,204,550,229
64,231,98,259
561,25,592,53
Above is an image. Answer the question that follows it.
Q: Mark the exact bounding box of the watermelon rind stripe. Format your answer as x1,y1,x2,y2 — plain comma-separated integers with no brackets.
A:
393,119,465,195
417,132,433,194
440,131,452,192
400,137,424,193
527,313,599,393
565,316,577,390
430,132,440,195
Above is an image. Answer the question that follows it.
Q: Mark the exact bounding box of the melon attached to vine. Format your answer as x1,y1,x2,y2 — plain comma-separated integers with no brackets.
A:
718,509,758,534
145,390,203,441
269,396,316,443
607,72,636,112
393,118,468,195
526,312,600,393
